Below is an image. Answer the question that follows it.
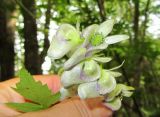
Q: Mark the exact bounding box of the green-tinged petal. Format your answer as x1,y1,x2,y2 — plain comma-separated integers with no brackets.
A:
82,24,99,47
58,24,81,44
120,84,134,97
106,71,122,77
107,84,134,101
47,36,71,59
120,84,135,91
61,64,85,87
122,91,133,97
78,81,100,99
105,35,129,45
106,84,123,101
98,70,116,94
64,47,87,70
97,19,115,37
87,42,108,53
104,97,121,111
83,60,101,82
62,60,101,87
48,24,82,59
93,57,112,63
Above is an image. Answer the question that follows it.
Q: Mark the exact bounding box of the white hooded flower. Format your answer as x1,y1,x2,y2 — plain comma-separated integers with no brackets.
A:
63,20,129,70
82,19,129,52
106,84,135,101
103,84,134,111
47,24,83,60
98,70,117,95
78,81,100,99
104,97,122,111
61,60,101,87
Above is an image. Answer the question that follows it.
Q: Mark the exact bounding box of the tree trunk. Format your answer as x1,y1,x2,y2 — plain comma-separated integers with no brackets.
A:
133,0,140,42
97,0,106,21
0,0,15,81
21,0,41,74
40,0,52,65
142,0,150,38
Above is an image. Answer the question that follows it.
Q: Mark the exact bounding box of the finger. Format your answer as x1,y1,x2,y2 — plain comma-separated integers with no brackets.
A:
33,75,61,93
16,97,112,117
63,96,109,110
0,78,19,87
1,75,61,93
85,97,106,109
92,108,112,117
82,97,112,117
60,98,112,117
0,104,21,117
85,97,113,117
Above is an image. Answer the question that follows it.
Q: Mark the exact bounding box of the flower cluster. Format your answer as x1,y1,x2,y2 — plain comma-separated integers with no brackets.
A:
47,20,134,110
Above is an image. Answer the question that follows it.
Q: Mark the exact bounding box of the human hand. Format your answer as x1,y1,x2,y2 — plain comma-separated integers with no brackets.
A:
0,75,112,117
0,75,60,117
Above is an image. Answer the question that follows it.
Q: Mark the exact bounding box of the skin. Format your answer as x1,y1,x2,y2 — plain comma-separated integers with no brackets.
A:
0,75,112,117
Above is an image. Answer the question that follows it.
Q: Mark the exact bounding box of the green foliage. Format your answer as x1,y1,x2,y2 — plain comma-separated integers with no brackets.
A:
6,102,44,112
7,68,60,112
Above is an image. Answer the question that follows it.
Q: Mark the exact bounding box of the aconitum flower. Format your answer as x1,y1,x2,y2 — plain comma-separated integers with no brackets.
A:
64,19,129,70
98,70,117,95
61,60,101,87
47,19,134,111
78,81,100,99
47,24,83,60
104,84,134,110
77,70,117,99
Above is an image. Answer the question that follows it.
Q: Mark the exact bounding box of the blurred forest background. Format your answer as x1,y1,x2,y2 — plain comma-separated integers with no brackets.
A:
0,0,160,116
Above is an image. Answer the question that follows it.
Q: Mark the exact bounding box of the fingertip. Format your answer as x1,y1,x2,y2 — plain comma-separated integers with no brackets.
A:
51,75,61,93
34,75,61,93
